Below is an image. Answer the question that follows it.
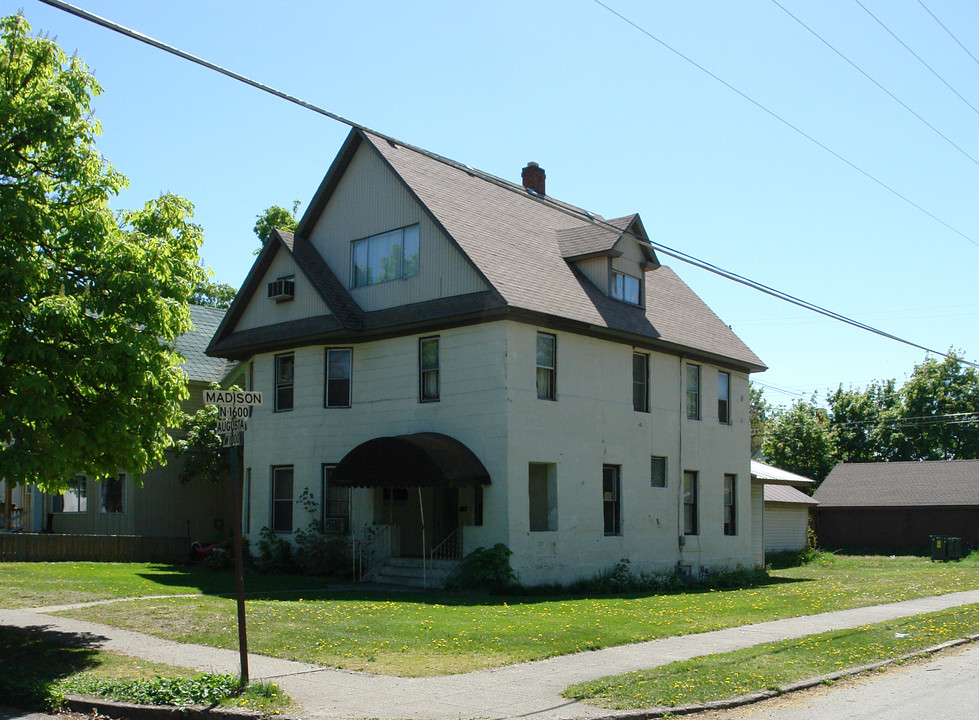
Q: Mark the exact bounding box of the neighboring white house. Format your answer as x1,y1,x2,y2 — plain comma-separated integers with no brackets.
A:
207,129,766,585
750,460,817,564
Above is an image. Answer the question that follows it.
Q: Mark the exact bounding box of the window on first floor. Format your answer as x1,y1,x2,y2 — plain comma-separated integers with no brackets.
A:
651,456,667,488
686,363,701,420
683,470,698,535
419,336,440,402
321,464,350,534
53,475,87,513
244,468,251,535
473,485,484,527
633,352,649,412
275,353,294,412
271,466,294,533
100,473,126,514
325,348,352,408
528,463,557,532
603,464,622,536
536,332,556,400
724,473,737,536
718,371,731,425
352,225,420,287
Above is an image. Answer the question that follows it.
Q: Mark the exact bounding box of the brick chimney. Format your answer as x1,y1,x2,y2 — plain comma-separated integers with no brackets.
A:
521,162,546,196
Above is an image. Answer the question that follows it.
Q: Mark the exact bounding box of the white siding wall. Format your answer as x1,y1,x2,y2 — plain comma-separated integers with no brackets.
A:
307,144,488,312
234,248,332,332
764,505,809,553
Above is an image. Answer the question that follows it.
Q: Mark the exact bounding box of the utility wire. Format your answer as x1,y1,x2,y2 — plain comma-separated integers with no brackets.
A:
771,0,979,169
917,0,979,68
589,0,978,250
855,0,979,118
35,0,979,370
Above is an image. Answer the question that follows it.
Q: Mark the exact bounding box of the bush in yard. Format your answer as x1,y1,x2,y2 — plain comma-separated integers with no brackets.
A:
252,527,295,574
445,544,517,592
295,524,353,579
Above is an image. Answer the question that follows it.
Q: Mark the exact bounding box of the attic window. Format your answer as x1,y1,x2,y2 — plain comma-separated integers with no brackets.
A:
352,225,419,288
611,270,641,305
268,276,295,302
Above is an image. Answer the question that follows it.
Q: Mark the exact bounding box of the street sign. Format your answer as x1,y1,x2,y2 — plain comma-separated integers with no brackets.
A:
203,389,263,406
204,389,261,448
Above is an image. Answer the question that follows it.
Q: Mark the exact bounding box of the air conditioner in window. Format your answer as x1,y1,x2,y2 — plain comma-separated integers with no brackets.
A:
267,277,295,302
324,517,348,535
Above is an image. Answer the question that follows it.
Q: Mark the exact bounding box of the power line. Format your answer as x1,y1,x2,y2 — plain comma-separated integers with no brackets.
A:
917,0,979,69
33,0,979,370
855,0,979,119
588,0,979,250
771,0,979,169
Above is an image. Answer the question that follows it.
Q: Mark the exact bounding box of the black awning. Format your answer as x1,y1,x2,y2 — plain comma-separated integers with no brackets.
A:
329,432,491,488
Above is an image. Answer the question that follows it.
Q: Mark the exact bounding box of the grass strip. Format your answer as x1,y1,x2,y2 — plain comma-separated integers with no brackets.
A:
0,625,291,713
563,603,979,710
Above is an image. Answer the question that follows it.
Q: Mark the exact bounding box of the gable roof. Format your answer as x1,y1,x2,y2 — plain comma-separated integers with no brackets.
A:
177,305,235,384
764,484,818,506
814,460,979,508
209,129,765,371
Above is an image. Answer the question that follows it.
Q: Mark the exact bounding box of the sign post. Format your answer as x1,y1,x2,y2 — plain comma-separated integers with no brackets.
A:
204,389,262,685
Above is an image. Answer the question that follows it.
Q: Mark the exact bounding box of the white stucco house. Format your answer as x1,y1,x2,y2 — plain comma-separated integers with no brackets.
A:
206,128,766,585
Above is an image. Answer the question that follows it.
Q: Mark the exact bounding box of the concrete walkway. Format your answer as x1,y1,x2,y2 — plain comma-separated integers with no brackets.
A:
3,590,979,719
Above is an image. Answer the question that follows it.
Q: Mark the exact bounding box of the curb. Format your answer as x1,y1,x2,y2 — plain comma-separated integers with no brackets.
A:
580,633,979,720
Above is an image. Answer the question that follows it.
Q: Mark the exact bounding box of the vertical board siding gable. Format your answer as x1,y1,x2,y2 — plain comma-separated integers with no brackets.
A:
233,248,332,333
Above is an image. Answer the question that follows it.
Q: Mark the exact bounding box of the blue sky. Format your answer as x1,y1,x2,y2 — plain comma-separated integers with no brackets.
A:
9,0,978,407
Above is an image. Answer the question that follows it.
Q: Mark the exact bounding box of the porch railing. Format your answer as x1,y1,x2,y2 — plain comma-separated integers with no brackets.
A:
429,528,462,561
354,523,398,581
0,510,30,533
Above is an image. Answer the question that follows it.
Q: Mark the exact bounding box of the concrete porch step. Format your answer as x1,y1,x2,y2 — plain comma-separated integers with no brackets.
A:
370,557,460,588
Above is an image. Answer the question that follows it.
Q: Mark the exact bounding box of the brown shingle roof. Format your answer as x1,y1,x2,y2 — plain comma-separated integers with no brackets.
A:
813,460,979,507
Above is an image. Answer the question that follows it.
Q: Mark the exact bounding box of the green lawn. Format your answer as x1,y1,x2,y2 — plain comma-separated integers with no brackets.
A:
15,553,977,677
564,603,979,709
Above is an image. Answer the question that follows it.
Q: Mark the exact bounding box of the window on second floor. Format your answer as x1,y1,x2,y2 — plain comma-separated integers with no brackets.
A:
633,352,649,412
419,336,440,402
325,348,352,408
686,363,701,420
718,371,731,424
275,353,294,412
352,225,420,287
650,456,667,488
611,270,641,305
536,332,557,400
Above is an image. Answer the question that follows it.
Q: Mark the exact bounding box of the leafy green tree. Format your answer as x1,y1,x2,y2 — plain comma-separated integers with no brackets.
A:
253,201,300,253
190,279,238,308
749,382,770,456
827,379,901,463
0,15,206,492
176,402,229,484
761,399,837,484
894,352,979,460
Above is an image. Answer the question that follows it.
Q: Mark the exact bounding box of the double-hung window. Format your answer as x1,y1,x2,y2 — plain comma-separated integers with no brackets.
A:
633,352,649,412
536,332,556,400
718,371,731,424
275,353,294,412
611,270,641,305
352,225,420,287
724,473,737,536
683,470,698,535
322,464,350,534
271,466,294,533
685,364,701,420
419,337,440,402
529,463,558,532
325,348,352,408
100,473,126,514
603,465,622,536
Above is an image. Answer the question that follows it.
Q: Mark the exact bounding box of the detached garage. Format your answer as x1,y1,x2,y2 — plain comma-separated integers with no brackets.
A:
814,459,979,553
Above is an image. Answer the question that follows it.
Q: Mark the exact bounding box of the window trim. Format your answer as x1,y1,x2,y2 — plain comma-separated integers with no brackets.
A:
419,336,440,403
633,352,649,412
603,464,622,536
324,347,353,409
536,332,557,400
686,363,701,420
683,470,699,536
270,465,294,534
100,473,126,514
718,371,731,425
351,224,420,288
724,473,737,536
528,462,558,532
274,353,294,412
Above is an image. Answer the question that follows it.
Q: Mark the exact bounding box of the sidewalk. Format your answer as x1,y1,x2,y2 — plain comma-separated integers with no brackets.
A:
3,589,979,719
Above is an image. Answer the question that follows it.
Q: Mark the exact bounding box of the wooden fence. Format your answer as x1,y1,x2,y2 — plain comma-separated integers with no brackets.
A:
0,533,191,563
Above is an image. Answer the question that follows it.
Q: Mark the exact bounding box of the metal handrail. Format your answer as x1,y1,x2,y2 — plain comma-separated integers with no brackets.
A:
355,523,397,581
429,528,461,561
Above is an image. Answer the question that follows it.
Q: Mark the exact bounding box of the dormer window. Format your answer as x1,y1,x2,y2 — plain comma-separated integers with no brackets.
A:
268,276,295,302
611,270,641,305
352,225,420,288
